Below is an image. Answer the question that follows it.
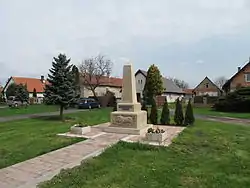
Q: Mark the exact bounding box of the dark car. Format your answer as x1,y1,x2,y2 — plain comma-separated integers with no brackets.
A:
77,98,101,109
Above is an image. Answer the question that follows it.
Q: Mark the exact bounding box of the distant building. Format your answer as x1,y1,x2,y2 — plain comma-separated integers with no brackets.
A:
135,69,185,103
183,89,194,99
193,76,222,96
223,61,250,93
80,76,123,98
2,75,48,103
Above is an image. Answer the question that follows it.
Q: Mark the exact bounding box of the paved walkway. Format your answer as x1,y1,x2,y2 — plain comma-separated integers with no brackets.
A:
0,109,85,123
0,123,185,188
0,132,128,188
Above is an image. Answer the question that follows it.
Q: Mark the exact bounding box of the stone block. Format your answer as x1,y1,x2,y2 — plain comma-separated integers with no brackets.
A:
70,125,91,135
145,132,168,142
110,111,147,129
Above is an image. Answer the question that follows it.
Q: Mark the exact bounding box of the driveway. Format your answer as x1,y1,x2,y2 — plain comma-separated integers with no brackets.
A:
0,109,86,123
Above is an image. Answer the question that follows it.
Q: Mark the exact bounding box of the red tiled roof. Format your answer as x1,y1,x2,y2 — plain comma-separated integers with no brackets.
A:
82,76,122,87
183,89,193,94
12,77,49,93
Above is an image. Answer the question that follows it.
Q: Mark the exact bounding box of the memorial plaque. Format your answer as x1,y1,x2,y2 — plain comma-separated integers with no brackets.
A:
119,105,133,111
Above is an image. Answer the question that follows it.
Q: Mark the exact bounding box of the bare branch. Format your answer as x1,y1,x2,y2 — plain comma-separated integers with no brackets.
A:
214,76,227,89
78,54,113,97
168,77,189,89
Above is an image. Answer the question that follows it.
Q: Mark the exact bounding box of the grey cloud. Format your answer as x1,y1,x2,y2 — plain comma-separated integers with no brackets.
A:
1,0,250,86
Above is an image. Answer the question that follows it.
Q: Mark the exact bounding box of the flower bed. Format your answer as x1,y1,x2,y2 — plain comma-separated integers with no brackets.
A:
70,123,91,135
145,127,167,142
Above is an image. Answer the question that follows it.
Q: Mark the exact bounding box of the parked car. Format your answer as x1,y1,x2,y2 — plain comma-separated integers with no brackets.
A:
7,96,29,108
77,98,101,109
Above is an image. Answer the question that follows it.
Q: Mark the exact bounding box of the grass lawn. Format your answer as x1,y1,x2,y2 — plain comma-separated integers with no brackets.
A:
194,107,250,119
0,108,111,169
0,104,59,117
40,120,250,188
168,102,250,119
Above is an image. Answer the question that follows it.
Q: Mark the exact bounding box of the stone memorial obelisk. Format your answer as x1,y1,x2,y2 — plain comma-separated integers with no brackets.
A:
104,62,149,135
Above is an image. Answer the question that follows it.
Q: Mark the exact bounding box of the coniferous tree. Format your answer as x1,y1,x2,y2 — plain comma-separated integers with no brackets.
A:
160,99,170,125
72,65,80,97
150,98,158,125
143,64,164,105
33,88,37,98
174,98,184,126
6,83,17,98
15,84,29,104
184,99,195,126
44,54,76,120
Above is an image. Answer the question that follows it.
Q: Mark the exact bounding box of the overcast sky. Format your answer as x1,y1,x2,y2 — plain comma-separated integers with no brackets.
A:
1,0,250,87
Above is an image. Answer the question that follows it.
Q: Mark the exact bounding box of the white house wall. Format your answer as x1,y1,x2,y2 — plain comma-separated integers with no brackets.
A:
162,93,184,103
135,73,146,98
196,91,218,96
28,93,44,98
81,86,122,98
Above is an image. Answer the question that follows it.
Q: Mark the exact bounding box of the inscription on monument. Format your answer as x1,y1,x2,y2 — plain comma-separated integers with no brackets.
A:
119,105,133,111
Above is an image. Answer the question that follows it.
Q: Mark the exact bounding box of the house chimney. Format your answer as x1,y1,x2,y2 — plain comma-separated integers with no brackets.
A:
41,75,45,83
238,67,241,72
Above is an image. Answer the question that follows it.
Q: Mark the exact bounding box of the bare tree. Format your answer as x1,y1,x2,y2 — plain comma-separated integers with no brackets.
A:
169,77,189,89
214,76,227,89
79,54,113,98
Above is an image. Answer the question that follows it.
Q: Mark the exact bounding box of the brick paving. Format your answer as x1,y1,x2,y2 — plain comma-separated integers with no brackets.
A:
0,123,185,188
0,132,127,188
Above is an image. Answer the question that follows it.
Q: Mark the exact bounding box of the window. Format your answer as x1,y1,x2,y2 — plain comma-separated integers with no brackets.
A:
245,73,250,82
205,83,209,88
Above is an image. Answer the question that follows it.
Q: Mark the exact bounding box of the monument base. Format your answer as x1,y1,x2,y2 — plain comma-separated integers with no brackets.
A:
103,110,150,135
103,124,152,135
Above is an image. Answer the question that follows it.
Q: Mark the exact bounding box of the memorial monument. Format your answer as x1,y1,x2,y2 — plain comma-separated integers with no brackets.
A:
104,62,150,135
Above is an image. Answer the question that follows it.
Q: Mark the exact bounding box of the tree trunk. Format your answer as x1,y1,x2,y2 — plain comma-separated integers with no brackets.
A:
60,105,64,120
91,89,98,101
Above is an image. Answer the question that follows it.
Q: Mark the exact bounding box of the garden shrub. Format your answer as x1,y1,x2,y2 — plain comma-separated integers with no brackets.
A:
214,87,250,112
174,98,184,126
149,98,158,125
160,100,170,125
184,99,195,126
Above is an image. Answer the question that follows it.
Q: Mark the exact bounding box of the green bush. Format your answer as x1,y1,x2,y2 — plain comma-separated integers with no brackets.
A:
160,100,170,125
184,99,195,126
214,87,250,112
174,98,184,126
207,96,219,104
149,98,158,125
